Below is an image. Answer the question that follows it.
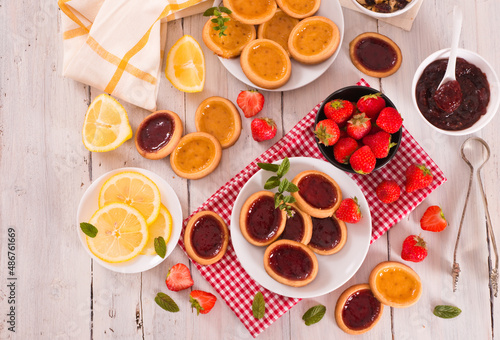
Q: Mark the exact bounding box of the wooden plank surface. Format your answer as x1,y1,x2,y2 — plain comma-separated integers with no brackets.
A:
1,0,499,339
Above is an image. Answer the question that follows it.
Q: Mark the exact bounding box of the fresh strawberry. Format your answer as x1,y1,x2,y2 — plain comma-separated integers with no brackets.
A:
420,205,447,232
376,180,401,203
376,107,403,133
335,197,362,223
356,93,386,119
190,290,217,315
165,263,194,292
251,117,277,142
401,235,428,262
333,137,358,164
323,99,355,124
237,90,264,118
405,164,433,192
349,146,376,174
347,113,371,140
362,131,397,159
315,119,340,146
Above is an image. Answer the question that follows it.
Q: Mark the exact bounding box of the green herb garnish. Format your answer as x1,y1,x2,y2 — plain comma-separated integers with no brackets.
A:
80,222,98,238
252,292,266,319
203,6,232,37
154,236,167,258
257,157,298,217
302,304,326,326
155,292,180,313
433,305,462,319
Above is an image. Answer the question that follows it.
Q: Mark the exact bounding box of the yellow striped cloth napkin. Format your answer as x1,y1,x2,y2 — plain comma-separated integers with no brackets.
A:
59,0,216,111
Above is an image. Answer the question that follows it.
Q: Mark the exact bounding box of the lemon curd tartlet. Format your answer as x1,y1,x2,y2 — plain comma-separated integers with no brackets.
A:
369,261,422,308
135,110,183,160
240,191,287,246
335,284,384,335
240,39,292,89
195,96,241,149
170,132,222,180
257,9,299,55
264,239,319,287
276,0,320,19
223,0,277,25
184,211,229,265
288,16,340,65
202,14,256,58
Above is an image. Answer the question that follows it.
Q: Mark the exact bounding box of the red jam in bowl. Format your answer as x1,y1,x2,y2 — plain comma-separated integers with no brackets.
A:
416,57,490,131
298,174,337,209
268,244,313,280
342,288,382,331
246,195,282,242
191,215,224,258
310,216,341,251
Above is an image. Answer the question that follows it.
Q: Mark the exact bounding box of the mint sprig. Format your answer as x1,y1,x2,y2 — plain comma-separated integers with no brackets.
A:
203,6,232,37
302,304,326,326
433,305,461,319
80,222,98,238
252,292,266,319
154,236,167,258
258,157,298,217
155,292,180,313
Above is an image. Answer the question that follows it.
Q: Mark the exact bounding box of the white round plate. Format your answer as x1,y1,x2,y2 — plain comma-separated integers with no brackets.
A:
219,0,344,92
77,167,183,273
230,157,371,298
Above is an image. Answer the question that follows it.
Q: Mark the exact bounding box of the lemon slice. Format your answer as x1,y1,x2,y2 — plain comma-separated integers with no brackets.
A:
166,35,205,93
99,171,161,225
87,203,148,263
82,93,132,152
141,204,172,255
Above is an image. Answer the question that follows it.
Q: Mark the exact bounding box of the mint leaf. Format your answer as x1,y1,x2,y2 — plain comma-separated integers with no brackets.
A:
155,292,179,313
219,6,232,14
286,182,299,193
80,222,98,238
278,178,289,193
203,7,216,16
282,195,295,204
252,292,265,319
302,305,326,326
154,236,167,258
433,305,461,319
264,176,280,190
258,163,280,172
274,193,283,208
276,157,290,178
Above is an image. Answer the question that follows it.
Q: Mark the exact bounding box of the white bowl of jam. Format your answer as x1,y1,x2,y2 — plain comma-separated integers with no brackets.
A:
412,48,499,136
351,0,420,19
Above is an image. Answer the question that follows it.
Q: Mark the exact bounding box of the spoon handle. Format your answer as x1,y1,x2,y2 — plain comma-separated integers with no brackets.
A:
445,6,463,80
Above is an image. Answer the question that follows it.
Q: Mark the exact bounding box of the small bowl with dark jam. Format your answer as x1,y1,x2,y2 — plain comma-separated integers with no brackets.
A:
315,86,402,173
412,48,500,135
350,0,419,19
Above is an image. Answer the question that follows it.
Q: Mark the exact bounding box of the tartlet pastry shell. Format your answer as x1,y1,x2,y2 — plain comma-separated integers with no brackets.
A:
223,0,277,25
276,0,320,19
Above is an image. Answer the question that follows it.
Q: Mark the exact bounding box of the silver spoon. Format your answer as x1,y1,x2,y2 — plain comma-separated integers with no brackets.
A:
434,6,463,114
452,137,498,297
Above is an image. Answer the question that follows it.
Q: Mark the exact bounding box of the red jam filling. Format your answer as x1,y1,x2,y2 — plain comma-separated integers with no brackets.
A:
279,208,305,242
310,216,341,250
268,244,313,280
298,174,337,209
342,289,381,331
354,37,397,72
433,80,462,113
246,195,282,242
416,58,490,131
137,113,175,152
191,215,224,258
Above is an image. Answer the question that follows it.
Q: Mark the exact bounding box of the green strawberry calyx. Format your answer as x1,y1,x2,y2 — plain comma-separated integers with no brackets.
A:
314,125,335,145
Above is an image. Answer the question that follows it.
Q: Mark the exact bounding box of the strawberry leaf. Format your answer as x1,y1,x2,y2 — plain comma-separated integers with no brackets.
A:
252,292,266,319
155,292,179,313
154,236,167,258
80,222,98,238
433,305,461,319
302,304,326,326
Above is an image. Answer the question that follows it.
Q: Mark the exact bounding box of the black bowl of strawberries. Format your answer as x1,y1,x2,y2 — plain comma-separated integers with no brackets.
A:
314,86,402,174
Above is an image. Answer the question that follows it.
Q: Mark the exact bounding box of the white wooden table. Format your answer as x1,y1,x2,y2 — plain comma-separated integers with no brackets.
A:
1,1,499,339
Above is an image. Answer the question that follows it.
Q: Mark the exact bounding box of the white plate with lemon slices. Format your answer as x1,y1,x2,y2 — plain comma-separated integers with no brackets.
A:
77,167,182,273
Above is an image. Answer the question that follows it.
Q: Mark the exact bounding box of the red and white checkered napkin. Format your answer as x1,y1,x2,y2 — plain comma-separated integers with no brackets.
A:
177,79,447,337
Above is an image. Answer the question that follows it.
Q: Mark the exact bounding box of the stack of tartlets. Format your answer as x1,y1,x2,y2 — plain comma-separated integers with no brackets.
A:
239,170,348,287
202,0,341,89
135,96,242,180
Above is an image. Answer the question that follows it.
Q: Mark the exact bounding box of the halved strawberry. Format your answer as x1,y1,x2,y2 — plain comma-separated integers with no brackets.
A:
420,205,447,232
237,90,264,118
165,263,194,292
190,290,217,315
